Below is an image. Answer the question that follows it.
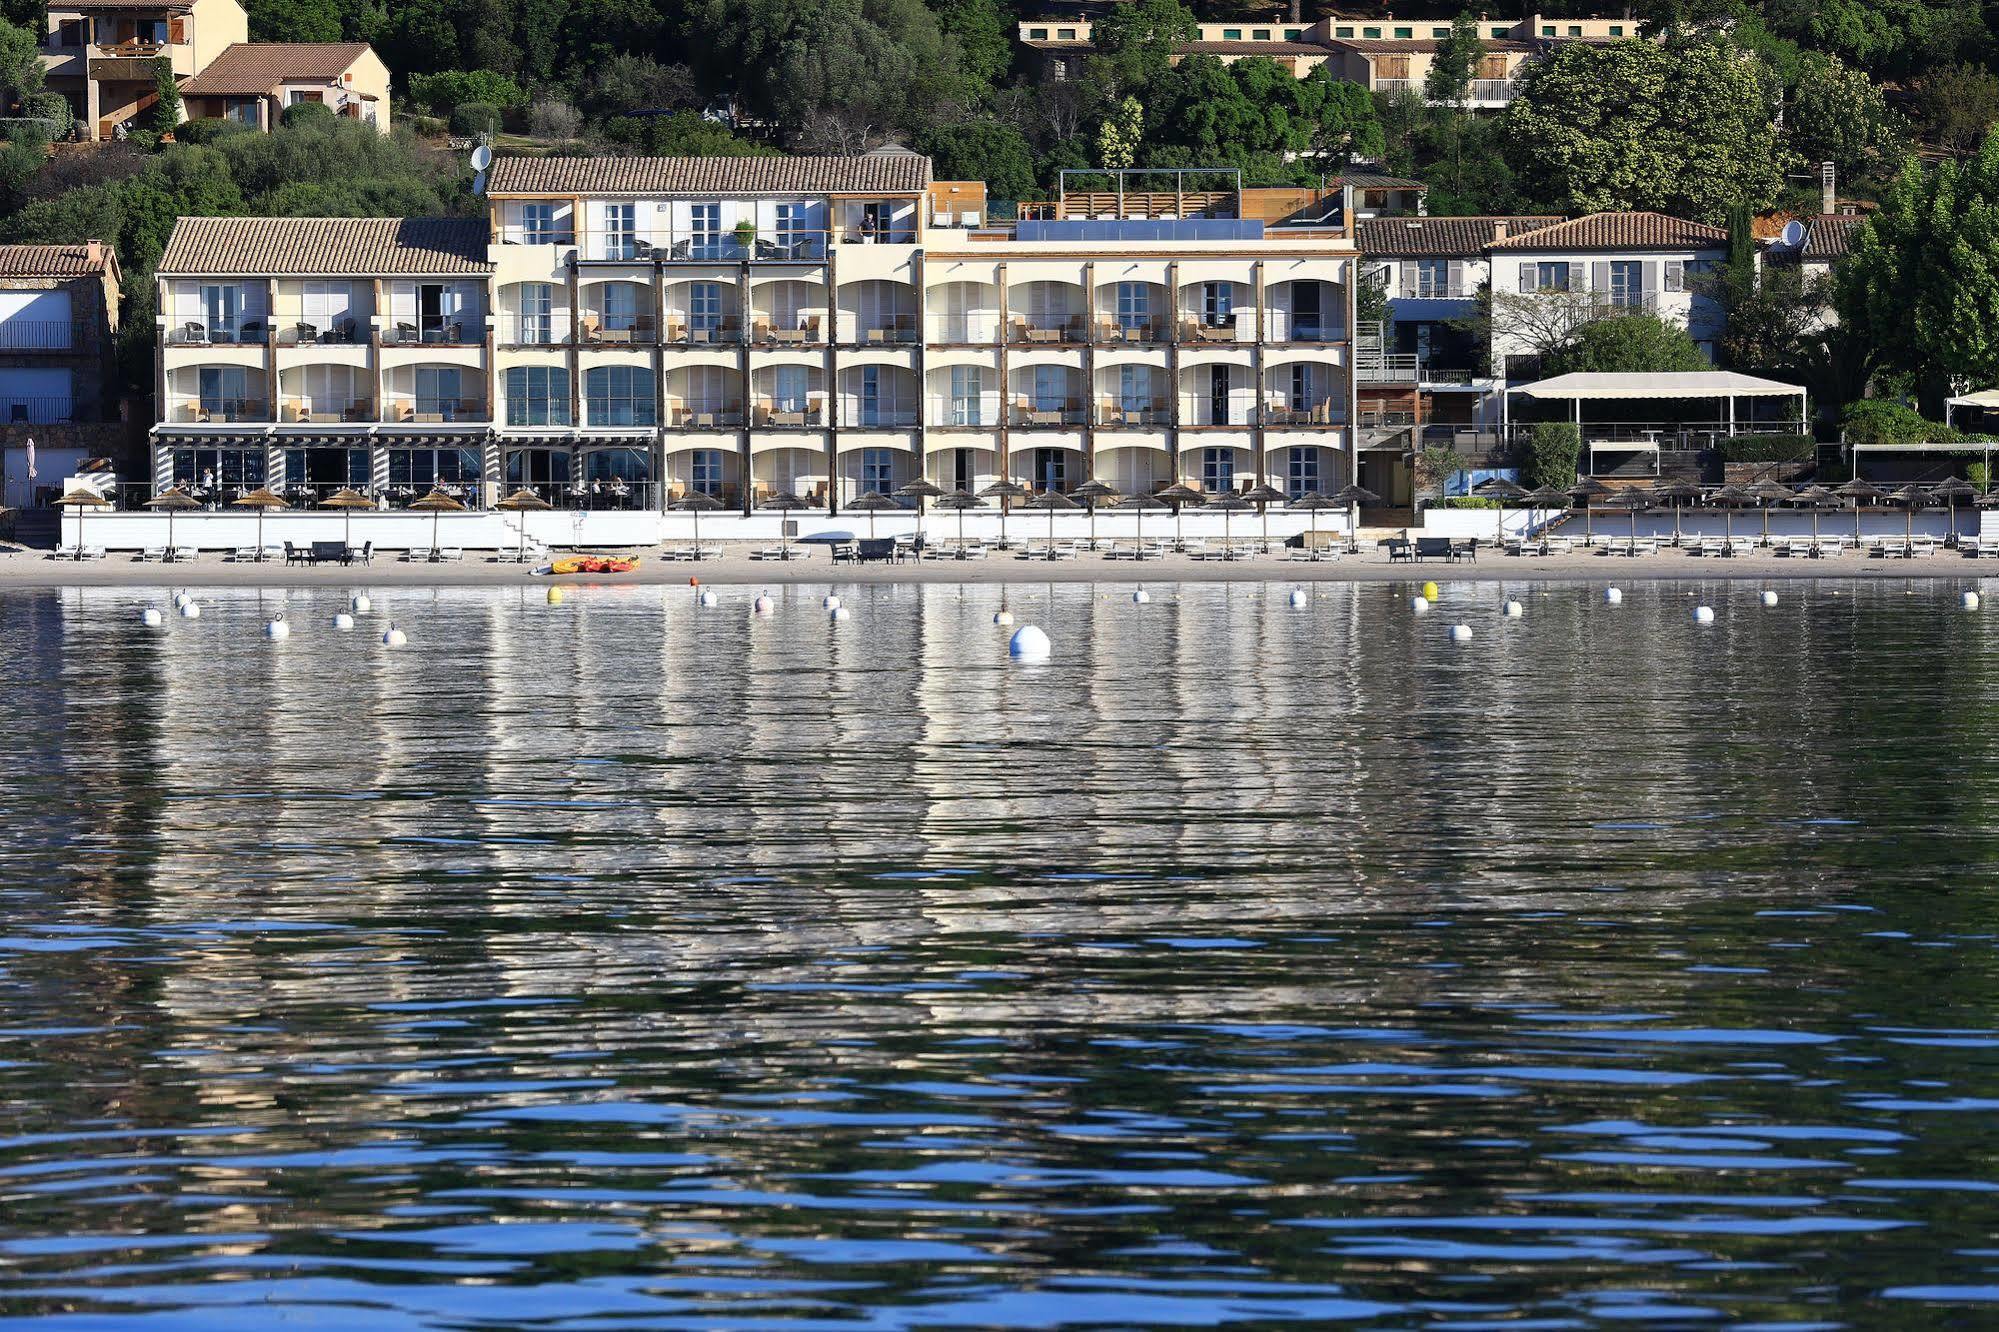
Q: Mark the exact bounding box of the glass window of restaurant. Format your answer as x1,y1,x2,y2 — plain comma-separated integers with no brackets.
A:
173,446,265,491
507,447,572,494
505,366,571,426
388,446,482,489
283,446,368,491
582,446,652,497
586,365,657,426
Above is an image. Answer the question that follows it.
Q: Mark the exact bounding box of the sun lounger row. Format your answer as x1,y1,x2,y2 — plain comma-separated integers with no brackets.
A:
749,546,810,561
1685,536,1761,557
51,545,106,560
660,545,724,561
134,546,198,563
400,547,466,562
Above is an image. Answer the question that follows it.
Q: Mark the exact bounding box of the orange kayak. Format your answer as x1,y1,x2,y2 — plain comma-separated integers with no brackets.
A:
543,556,641,575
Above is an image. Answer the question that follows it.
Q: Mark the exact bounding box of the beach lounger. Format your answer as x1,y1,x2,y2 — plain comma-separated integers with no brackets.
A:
1909,537,1937,558
436,547,464,562
137,547,165,562
81,545,106,560
170,546,196,563
401,547,433,563
1693,538,1724,557
1971,538,1999,558
51,545,80,560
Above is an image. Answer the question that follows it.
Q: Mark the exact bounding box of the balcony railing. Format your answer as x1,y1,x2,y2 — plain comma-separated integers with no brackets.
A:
165,321,273,347
1179,390,1260,427
749,316,826,345
493,228,838,261
1355,354,1421,383
0,396,77,424
1008,315,1086,345
849,316,919,345
579,318,659,346
274,322,366,347
1178,318,1251,344
839,399,919,428
384,398,488,423
168,397,269,423
751,398,827,427
665,401,744,428
928,314,1002,344
1265,399,1346,427
927,393,1002,427
1095,315,1169,344
0,320,88,351
667,319,743,346
1470,78,1518,102
279,398,375,424
498,315,575,346
380,323,484,348
1096,397,1173,427
1011,399,1087,427
1267,313,1347,343
504,404,577,428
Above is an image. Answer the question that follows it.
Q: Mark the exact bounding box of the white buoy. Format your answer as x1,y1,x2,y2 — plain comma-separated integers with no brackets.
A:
350,594,371,614
753,594,774,615
140,606,163,627
1693,605,1715,624
331,612,355,630
1410,595,1430,612
1761,590,1779,607
1132,589,1151,604
381,622,406,647
1503,600,1523,618
823,594,841,611
1449,623,1473,642
1008,624,1052,661
1288,589,1308,608
994,609,1014,626
1964,591,1981,610
829,605,850,622
1604,587,1623,605
178,600,201,619
698,589,718,608
264,614,290,641
171,591,190,608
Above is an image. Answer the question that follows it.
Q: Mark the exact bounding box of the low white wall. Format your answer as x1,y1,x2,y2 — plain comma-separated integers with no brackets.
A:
1418,507,1563,539
63,508,1352,551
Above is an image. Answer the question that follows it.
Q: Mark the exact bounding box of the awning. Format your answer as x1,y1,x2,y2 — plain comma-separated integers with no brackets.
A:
1589,439,1659,450
1509,371,1806,400
1947,388,1999,409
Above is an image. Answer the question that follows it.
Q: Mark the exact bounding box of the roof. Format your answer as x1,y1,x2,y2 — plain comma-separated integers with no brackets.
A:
1948,388,1999,409
159,217,492,277
180,43,375,98
1357,215,1561,256
1183,40,1329,55
1511,372,1807,400
1330,173,1426,190
1487,211,1729,251
52,1,192,9
486,155,932,196
1803,215,1865,263
0,244,115,279
1331,37,1535,53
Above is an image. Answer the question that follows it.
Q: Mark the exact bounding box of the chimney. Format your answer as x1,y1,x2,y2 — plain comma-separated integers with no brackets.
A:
84,239,105,267
1492,220,1507,243
1821,161,1835,216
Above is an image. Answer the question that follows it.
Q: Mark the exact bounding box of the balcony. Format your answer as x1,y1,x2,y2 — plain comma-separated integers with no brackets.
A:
380,322,483,349
1178,318,1248,345
279,398,375,424
1095,316,1168,344
751,399,826,427
1355,353,1420,384
1179,390,1259,427
168,397,269,424
1265,399,1346,428
0,320,89,352
927,314,1001,344
580,317,659,346
165,321,272,347
1011,399,1087,427
0,396,77,424
384,397,487,424
851,315,918,346
666,401,744,428
503,403,576,428
274,321,366,348
1469,78,1518,103
1097,398,1173,428
927,393,1001,428
667,318,743,347
750,315,825,345
493,228,834,262
840,399,918,428
1008,315,1086,346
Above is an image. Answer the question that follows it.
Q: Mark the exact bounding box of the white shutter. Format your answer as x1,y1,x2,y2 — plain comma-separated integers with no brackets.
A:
1398,260,1415,296
1518,263,1533,294
1591,262,1610,293
1447,259,1464,296
1664,261,1685,293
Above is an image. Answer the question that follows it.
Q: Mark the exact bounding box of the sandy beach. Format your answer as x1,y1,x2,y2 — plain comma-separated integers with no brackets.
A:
1,542,1992,588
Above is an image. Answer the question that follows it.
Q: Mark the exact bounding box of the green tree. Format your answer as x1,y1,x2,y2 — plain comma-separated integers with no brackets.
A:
1423,12,1483,107
247,0,344,42
1837,138,1999,411
1787,53,1902,180
921,117,1035,200
408,69,527,112
0,19,45,113
1913,63,1999,157
1545,314,1711,375
1087,0,1196,94
1523,423,1581,489
151,57,181,135
937,0,1011,92
1502,37,1794,222
1096,94,1142,169
599,109,781,157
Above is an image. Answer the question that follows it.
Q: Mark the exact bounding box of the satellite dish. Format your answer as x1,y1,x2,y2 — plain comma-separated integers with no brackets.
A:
1780,219,1806,248
469,143,493,172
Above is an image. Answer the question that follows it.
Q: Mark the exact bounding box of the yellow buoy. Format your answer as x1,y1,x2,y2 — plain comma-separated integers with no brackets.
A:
546,587,566,605
1421,581,1439,601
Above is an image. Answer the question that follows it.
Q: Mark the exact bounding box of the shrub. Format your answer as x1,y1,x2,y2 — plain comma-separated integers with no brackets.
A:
279,100,336,130
1971,463,1992,492
449,102,501,137
174,117,251,145
150,57,180,135
1433,496,1500,509
409,114,448,138
1716,433,1815,462
1842,399,1961,447
409,70,526,114
1523,422,1580,489
527,100,583,140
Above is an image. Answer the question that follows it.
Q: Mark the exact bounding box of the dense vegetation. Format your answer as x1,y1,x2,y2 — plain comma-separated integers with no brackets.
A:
0,0,1994,421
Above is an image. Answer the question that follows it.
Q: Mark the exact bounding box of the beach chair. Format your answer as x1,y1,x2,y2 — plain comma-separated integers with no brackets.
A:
233,546,261,562
1910,537,1937,558
437,547,464,562
137,547,165,562
1694,537,1724,557
170,546,196,563
402,546,433,563
51,545,80,560
81,546,106,560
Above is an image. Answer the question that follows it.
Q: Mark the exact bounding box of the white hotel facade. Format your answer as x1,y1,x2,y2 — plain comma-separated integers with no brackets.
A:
152,153,1358,512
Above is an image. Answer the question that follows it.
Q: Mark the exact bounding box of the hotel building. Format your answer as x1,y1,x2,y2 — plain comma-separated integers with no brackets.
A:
152,153,1360,511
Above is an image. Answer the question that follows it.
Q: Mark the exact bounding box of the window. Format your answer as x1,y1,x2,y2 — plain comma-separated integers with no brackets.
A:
602,282,639,331
1032,364,1068,413
1414,259,1450,298
56,18,83,45
507,448,570,491
774,203,810,258
1542,24,1555,35
1568,24,1582,35
1057,27,1075,38
1028,27,1047,39
586,365,656,426
1664,260,1686,293
1377,54,1411,79
201,284,241,341
689,282,722,333
1606,260,1643,308
225,97,259,125
948,365,985,424
517,283,553,343
689,203,722,259
859,364,883,425
1362,26,1381,38
1286,447,1319,499
301,281,350,335
1033,447,1066,493
173,446,264,489
771,364,810,414
521,202,563,245
1609,24,1624,35
1222,27,1241,39
1393,25,1412,37
1118,364,1156,415
1433,27,1449,37
1284,27,1302,39
1492,26,1510,37
1201,447,1235,493
505,366,570,425
1201,281,1234,326
861,447,895,494
389,446,480,487
1116,281,1151,334
198,365,247,413
690,449,724,496
1287,363,1321,411
1252,29,1270,40
603,202,636,259
414,366,464,417
1335,25,1354,36
1526,261,1574,293
415,282,462,340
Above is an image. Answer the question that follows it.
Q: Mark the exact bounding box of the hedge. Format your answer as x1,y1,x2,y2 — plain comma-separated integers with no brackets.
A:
1715,433,1815,462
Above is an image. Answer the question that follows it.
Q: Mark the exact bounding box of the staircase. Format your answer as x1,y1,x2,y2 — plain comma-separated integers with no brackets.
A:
10,509,58,549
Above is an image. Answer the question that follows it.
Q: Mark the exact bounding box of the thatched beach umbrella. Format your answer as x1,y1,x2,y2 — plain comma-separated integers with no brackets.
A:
320,485,375,550
1745,478,1795,544
1331,482,1381,551
1834,477,1890,543
144,487,199,556
1473,474,1529,546
934,488,986,554
1567,477,1613,545
55,487,110,556
408,486,467,553
496,486,552,562
758,491,810,558
1286,490,1337,551
845,489,899,540
1706,483,1756,544
1791,483,1838,544
1887,483,1930,543
894,478,944,539
1242,482,1286,551
231,485,290,558
1520,484,1571,542
1647,477,1703,543
1072,477,1120,548
671,489,724,553
1608,488,1652,544
1119,489,1166,553
1022,488,1079,555
1206,490,1252,548
1930,476,1976,540
978,479,1028,547
1154,481,1205,548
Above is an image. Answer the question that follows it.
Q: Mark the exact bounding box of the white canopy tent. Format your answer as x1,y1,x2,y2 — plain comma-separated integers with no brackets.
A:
1945,388,1999,430
1507,371,1810,435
